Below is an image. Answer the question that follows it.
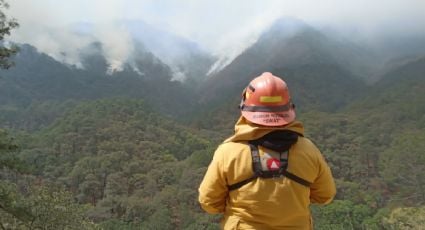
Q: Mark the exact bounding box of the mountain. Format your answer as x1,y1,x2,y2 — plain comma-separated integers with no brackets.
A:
347,56,425,124
14,19,215,83
198,19,368,115
0,43,197,130
303,56,425,210
124,20,216,83
353,34,425,83
3,18,423,131
0,43,174,101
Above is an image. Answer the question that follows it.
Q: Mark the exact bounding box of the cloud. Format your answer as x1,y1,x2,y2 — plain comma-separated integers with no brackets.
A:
9,0,424,46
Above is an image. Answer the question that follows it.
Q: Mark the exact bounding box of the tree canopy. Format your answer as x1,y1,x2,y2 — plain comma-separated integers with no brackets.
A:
0,0,18,69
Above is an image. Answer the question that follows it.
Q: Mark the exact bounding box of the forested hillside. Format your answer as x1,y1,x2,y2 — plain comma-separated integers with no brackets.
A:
0,44,197,129
1,99,221,229
1,7,425,229
303,57,425,228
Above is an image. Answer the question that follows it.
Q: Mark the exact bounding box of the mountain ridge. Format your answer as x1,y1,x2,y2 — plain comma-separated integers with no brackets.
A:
198,21,368,113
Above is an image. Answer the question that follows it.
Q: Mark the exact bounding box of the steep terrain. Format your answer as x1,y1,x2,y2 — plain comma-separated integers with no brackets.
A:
124,20,215,82
200,19,369,114
0,44,197,129
192,19,375,132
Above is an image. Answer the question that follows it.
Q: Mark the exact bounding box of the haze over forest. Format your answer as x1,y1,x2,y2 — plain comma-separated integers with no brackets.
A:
1,0,425,229
9,0,425,79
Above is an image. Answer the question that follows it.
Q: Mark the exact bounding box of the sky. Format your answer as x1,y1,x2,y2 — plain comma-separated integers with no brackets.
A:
5,0,425,71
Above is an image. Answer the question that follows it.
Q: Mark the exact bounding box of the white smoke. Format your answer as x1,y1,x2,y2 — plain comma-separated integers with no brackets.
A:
7,0,425,76
11,25,95,68
10,22,135,74
94,24,134,74
206,7,292,75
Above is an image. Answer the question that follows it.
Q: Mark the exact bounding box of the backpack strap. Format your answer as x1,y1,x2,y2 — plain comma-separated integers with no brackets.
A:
284,171,312,187
228,143,312,191
228,142,262,191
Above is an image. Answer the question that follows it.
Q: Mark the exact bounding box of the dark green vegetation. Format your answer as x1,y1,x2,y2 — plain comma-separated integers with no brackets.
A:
1,4,425,229
1,99,217,229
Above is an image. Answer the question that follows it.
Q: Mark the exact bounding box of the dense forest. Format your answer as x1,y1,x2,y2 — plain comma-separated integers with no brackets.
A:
1,1,425,229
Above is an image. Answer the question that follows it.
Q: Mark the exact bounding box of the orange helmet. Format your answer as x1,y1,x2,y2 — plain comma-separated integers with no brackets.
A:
239,72,295,126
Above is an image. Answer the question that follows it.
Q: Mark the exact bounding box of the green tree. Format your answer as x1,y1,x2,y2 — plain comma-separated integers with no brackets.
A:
0,0,19,69
143,204,174,230
382,206,425,230
379,131,425,205
312,200,375,230
0,129,31,227
1,184,99,229
79,174,102,206
1,130,97,229
22,186,98,230
0,129,19,170
0,181,33,228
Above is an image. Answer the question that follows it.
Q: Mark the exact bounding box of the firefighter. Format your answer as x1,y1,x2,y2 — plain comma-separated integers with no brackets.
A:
199,72,336,229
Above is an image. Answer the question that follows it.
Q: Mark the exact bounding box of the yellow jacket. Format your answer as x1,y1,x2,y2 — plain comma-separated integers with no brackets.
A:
198,117,336,230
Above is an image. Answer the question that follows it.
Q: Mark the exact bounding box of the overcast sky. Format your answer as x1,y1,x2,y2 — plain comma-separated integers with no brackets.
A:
6,0,425,70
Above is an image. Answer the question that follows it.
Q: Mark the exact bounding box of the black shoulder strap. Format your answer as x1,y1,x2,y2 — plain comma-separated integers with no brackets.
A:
228,143,261,191
250,142,263,176
228,143,312,191
227,174,257,191
284,171,312,187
